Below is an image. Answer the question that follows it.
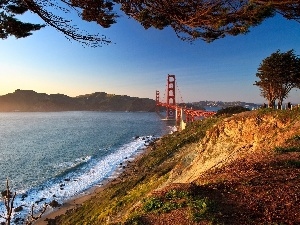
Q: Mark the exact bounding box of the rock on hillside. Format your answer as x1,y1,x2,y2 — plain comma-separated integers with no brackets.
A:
43,109,300,225
139,110,300,224
171,110,300,183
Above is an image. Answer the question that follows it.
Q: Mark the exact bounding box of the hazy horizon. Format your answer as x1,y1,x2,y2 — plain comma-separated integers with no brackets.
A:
2,88,296,105
1,11,299,104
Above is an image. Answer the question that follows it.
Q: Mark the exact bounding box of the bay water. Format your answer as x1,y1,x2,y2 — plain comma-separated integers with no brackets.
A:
0,111,174,223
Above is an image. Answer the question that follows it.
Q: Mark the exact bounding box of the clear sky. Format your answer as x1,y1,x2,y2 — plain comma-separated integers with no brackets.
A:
0,9,300,104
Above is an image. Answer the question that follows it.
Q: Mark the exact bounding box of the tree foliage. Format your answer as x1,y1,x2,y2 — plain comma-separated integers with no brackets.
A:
254,50,300,107
0,0,118,46
1,0,300,46
216,106,250,116
0,0,45,39
115,0,276,42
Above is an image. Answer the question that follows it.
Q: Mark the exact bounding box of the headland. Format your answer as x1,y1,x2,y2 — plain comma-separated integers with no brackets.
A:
35,108,300,224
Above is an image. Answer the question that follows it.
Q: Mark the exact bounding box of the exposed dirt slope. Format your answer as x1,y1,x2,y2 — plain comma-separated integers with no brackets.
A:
141,149,300,224
171,110,300,183
48,110,300,225
137,110,300,224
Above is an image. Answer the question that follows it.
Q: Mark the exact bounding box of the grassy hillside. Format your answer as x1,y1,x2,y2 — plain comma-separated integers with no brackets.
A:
52,109,300,225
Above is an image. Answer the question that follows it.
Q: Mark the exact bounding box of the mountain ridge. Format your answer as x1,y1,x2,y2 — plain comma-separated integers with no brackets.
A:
0,89,156,112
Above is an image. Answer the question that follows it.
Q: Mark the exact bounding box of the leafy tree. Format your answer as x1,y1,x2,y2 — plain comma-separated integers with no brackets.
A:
254,50,300,107
0,0,45,39
1,0,300,46
0,0,117,46
116,0,275,42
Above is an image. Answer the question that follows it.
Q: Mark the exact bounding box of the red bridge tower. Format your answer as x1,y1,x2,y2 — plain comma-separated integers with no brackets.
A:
155,90,160,112
167,74,176,120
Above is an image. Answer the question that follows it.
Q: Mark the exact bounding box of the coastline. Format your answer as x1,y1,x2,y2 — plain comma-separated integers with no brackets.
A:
32,110,300,225
34,181,109,225
34,141,156,225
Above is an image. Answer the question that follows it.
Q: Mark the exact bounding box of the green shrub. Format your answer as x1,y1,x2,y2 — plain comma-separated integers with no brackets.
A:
284,160,300,168
124,214,144,225
216,106,250,116
165,189,190,199
143,197,163,212
161,201,181,213
275,146,300,153
189,197,214,222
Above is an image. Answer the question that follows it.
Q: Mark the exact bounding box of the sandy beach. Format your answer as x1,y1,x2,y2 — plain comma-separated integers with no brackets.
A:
34,183,106,225
34,142,155,225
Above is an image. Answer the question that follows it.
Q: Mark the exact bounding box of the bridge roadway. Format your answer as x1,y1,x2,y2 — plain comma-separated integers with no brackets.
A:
156,102,216,130
156,74,216,129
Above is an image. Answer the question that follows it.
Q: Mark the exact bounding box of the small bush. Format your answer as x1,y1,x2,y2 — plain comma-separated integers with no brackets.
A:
291,135,300,141
161,201,181,213
189,197,214,222
189,198,208,210
216,106,250,116
165,189,190,200
274,146,300,153
141,189,215,223
143,197,163,212
124,214,144,225
284,160,300,168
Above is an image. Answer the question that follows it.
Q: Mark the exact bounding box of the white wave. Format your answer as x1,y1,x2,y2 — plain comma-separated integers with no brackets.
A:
168,125,178,133
53,155,92,170
0,135,157,225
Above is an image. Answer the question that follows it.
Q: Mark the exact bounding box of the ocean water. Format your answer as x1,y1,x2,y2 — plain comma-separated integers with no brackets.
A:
0,111,174,223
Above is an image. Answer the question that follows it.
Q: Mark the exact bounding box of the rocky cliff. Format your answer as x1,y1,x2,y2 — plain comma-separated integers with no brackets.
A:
48,109,300,225
171,110,300,183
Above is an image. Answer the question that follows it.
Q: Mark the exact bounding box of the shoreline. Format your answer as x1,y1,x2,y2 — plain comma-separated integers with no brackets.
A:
34,179,110,225
34,141,156,225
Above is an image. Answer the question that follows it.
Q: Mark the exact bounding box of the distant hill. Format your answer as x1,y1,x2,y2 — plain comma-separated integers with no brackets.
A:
0,89,156,112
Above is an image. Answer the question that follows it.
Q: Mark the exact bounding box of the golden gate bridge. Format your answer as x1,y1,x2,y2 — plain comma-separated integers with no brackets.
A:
156,74,216,129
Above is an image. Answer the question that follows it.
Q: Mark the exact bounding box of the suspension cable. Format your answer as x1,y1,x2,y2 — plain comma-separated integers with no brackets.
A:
162,82,167,103
176,81,185,106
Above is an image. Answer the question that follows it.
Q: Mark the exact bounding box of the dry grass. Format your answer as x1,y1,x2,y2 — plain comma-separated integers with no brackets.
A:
49,109,300,225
